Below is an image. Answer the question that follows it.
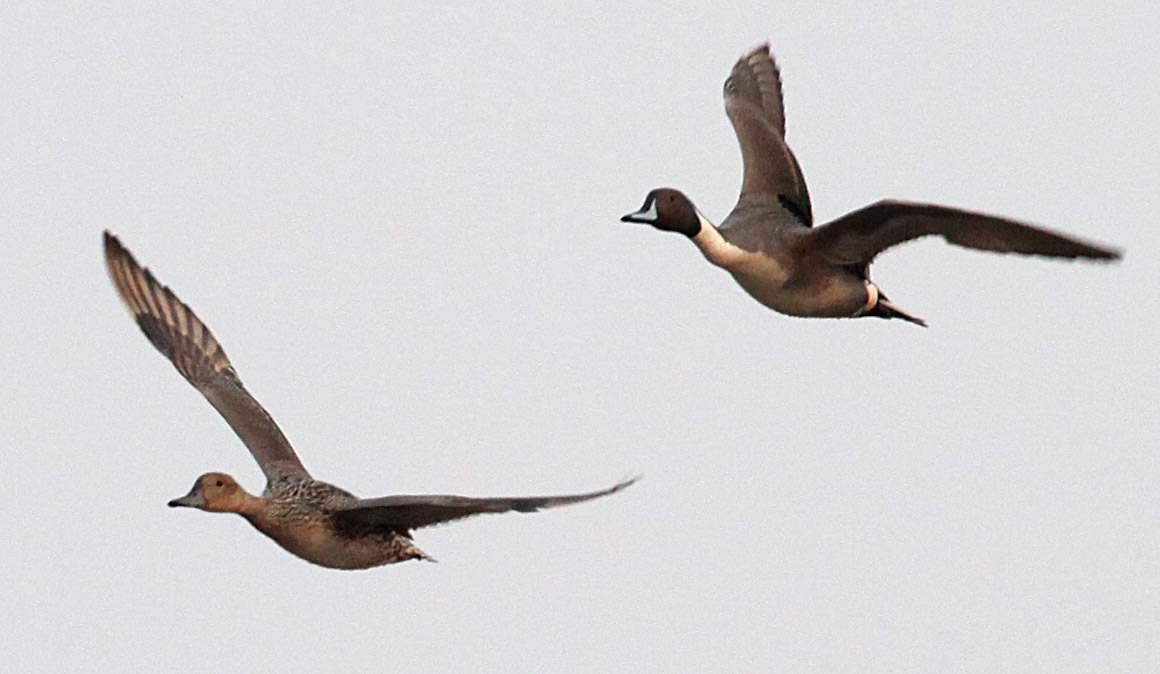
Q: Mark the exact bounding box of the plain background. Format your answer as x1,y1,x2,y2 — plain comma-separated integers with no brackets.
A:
2,2,1157,672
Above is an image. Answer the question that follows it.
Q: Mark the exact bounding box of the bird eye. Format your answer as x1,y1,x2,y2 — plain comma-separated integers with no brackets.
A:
215,480,224,487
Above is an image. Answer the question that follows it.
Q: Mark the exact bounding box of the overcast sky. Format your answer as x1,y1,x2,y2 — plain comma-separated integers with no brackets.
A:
2,2,1157,672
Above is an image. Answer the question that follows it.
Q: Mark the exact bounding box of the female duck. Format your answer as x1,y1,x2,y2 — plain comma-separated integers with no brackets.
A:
105,232,634,569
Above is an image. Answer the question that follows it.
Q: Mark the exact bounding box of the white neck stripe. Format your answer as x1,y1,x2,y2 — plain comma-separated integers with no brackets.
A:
695,210,714,232
690,214,748,268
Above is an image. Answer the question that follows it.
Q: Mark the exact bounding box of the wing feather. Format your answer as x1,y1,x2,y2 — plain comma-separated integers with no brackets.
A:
806,201,1122,265
104,232,310,484
333,477,638,531
723,43,813,225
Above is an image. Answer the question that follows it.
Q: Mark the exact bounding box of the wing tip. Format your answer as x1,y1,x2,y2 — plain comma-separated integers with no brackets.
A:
612,474,642,493
581,474,641,503
742,42,771,60
1088,245,1123,262
103,231,239,381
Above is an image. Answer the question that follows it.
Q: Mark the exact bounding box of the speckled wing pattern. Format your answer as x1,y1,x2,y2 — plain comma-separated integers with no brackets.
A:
805,200,1122,266
103,232,311,484
334,476,638,531
723,43,813,225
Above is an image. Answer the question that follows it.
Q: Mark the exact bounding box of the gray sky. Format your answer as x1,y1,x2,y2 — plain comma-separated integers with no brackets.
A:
2,2,1157,672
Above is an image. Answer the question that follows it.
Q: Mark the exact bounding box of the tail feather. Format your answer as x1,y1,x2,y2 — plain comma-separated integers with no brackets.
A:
870,296,928,327
402,540,438,563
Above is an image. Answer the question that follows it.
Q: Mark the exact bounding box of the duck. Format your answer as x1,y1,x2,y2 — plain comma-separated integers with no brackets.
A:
103,232,635,570
622,43,1121,326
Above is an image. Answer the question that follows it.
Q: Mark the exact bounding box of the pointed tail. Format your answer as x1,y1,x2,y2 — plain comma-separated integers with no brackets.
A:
870,296,928,327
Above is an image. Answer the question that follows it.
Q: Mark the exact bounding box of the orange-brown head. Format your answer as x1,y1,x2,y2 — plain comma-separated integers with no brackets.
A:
168,473,257,514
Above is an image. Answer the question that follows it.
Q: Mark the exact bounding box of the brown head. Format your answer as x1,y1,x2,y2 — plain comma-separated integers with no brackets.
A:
621,188,703,238
168,473,257,513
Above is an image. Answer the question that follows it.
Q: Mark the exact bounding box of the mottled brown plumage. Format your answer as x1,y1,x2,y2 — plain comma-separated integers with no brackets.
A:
105,232,635,569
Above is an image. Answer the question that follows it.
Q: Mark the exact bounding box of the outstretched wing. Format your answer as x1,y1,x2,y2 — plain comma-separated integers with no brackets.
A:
723,43,813,226
333,477,638,532
104,232,310,484
805,200,1122,266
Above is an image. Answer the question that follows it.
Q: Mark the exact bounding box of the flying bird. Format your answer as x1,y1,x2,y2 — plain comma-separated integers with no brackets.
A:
104,232,634,569
622,44,1120,326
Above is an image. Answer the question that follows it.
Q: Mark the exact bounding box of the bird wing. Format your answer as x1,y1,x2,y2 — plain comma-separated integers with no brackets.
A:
805,200,1122,266
104,232,311,484
332,477,637,532
723,43,813,226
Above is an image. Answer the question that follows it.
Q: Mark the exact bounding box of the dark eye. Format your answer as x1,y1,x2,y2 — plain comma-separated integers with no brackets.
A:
215,480,224,487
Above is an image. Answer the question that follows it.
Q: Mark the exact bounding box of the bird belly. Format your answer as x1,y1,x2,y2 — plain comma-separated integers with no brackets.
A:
248,515,428,570
730,269,869,318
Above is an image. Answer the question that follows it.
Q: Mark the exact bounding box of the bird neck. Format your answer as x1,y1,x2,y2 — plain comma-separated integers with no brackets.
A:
689,212,746,268
226,490,267,518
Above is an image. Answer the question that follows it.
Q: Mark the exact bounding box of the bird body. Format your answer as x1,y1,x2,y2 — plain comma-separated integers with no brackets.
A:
252,479,434,569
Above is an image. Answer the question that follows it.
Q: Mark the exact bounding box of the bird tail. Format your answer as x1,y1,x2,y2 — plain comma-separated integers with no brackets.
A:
402,541,438,563
871,296,928,327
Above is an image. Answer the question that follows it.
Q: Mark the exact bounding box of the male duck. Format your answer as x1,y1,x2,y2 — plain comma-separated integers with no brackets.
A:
104,232,634,570
623,44,1120,326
